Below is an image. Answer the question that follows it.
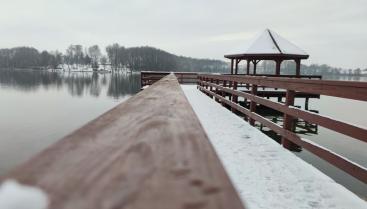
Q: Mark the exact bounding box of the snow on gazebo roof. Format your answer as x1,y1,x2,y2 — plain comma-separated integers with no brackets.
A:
225,29,309,60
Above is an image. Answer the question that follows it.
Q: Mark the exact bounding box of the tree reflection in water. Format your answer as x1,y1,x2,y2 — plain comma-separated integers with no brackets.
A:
0,69,141,98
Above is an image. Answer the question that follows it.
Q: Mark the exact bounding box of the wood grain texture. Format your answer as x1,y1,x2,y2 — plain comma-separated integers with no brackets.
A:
0,74,245,209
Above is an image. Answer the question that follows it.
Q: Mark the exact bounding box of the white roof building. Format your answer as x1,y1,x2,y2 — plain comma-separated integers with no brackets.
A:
224,29,309,75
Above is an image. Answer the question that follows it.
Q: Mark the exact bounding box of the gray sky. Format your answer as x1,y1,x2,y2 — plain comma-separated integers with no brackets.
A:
1,0,366,69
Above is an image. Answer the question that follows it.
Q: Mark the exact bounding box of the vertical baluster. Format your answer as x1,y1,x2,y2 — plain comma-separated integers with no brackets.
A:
215,79,220,102
282,90,298,150
249,84,257,126
222,80,227,106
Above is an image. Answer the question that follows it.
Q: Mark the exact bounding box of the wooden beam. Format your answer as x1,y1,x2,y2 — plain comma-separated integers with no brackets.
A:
275,60,282,75
295,59,301,76
246,60,250,75
249,84,257,125
1,74,245,209
234,60,240,75
252,60,257,75
282,90,298,150
230,59,234,74
200,74,367,101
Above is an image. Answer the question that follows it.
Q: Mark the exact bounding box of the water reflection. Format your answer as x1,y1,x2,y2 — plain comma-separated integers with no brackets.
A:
0,69,141,98
0,69,141,176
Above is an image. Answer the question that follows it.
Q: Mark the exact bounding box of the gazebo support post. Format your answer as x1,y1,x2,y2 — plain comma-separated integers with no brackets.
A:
275,59,282,75
235,59,240,75
230,59,234,75
253,60,257,75
295,59,301,77
246,60,250,75
232,59,239,110
246,60,250,90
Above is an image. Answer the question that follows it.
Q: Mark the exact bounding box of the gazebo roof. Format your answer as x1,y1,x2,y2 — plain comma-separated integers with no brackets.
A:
225,29,309,60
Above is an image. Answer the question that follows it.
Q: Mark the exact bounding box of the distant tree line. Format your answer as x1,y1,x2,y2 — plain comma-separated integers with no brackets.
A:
0,47,62,69
258,61,366,76
0,46,365,75
0,45,227,73
105,44,227,72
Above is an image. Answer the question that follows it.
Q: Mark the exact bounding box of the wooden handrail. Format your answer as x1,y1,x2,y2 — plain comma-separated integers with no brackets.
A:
198,74,367,184
200,74,367,101
222,73,322,79
201,81,367,143
1,74,245,209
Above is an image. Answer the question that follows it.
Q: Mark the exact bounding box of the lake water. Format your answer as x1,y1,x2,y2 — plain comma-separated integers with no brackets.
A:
0,69,140,175
0,69,366,199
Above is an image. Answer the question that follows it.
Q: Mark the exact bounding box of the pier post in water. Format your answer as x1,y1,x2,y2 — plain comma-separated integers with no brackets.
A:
282,90,298,150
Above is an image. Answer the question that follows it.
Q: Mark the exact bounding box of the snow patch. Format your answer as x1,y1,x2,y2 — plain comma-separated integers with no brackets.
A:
227,29,308,56
0,180,49,209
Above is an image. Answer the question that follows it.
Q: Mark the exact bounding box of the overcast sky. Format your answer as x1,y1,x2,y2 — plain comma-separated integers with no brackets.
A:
0,0,366,68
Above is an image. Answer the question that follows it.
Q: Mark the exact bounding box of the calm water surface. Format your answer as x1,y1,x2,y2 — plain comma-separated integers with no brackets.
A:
0,70,366,199
0,69,140,175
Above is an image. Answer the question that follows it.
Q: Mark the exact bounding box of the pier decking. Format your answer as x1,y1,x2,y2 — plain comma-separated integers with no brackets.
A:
0,74,365,209
182,84,366,209
0,74,244,209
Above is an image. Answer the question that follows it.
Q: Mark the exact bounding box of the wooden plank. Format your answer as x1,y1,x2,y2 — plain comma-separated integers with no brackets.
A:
199,86,367,184
1,74,245,209
282,90,297,150
201,74,367,101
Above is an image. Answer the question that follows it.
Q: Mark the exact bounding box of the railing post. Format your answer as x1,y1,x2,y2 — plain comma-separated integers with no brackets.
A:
231,80,238,113
222,80,227,106
197,75,200,89
282,90,298,150
140,73,143,88
249,84,257,126
232,81,238,103
204,77,209,96
210,78,213,92
208,78,214,98
228,79,233,101
215,79,220,102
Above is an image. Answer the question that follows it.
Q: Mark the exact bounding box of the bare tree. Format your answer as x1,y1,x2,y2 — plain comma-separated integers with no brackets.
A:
88,45,101,71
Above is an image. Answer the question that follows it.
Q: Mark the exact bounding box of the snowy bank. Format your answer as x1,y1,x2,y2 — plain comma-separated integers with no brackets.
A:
181,85,366,209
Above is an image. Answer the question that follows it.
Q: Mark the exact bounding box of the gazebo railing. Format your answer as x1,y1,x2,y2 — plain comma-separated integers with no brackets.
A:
197,74,367,184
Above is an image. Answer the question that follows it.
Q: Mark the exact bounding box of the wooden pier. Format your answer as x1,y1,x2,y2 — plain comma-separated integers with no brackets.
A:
141,72,367,185
0,74,245,209
197,74,367,184
140,71,198,87
141,71,321,108
0,72,365,208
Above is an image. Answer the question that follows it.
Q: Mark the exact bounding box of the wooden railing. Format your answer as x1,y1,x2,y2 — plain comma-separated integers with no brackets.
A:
141,71,198,87
223,73,322,79
198,74,367,184
1,74,245,209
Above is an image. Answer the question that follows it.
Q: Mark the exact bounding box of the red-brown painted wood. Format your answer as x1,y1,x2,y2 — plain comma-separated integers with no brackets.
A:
198,85,367,184
1,74,245,209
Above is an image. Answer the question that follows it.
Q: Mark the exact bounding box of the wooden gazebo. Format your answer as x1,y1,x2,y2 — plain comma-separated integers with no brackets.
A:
225,29,309,76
